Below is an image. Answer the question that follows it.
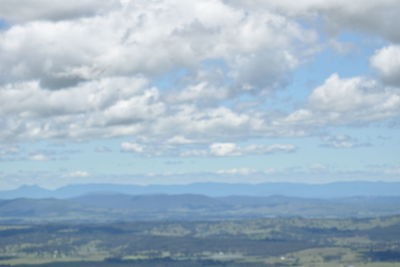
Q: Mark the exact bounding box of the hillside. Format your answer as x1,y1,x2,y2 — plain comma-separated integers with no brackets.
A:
1,194,400,223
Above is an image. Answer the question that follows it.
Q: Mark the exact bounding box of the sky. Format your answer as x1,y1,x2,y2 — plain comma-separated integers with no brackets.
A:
0,0,399,190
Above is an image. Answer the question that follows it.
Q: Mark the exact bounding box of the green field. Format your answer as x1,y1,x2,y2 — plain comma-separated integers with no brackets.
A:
1,216,400,266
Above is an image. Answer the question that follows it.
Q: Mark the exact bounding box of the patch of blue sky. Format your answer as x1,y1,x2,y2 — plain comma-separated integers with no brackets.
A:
201,58,229,71
37,138,276,175
0,18,9,30
319,30,385,78
0,134,394,185
265,31,386,115
65,130,381,176
67,138,182,174
225,127,394,170
82,124,398,175
151,68,189,91
326,126,400,161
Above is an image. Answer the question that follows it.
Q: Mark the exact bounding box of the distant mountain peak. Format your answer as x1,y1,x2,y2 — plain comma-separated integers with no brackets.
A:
1,181,400,200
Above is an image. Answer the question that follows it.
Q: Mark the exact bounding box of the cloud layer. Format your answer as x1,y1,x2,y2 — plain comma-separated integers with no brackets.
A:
0,0,399,156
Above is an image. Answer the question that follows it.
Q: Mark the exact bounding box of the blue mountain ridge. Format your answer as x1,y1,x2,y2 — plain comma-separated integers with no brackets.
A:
1,181,400,199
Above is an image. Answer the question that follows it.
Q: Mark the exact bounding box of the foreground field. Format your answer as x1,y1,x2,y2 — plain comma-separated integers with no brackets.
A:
1,216,400,266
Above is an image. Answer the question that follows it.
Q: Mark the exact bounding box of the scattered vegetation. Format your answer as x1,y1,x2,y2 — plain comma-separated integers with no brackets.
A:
1,216,400,266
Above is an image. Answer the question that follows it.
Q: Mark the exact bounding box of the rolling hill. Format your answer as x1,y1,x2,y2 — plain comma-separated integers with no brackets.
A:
0,194,400,223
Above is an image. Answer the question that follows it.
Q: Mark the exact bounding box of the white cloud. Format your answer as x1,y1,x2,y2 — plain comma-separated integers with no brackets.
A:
167,136,196,145
0,0,121,22
309,74,381,112
309,163,327,170
229,0,400,43
371,45,400,86
168,82,230,104
0,146,21,161
0,77,150,118
117,140,296,157
150,105,266,142
0,0,399,149
0,88,269,142
217,168,257,175
0,0,316,92
102,88,166,126
121,142,145,153
321,135,364,148
323,136,354,148
0,0,321,144
29,154,49,161
180,149,209,157
268,72,400,136
63,171,90,177
385,168,400,175
243,144,296,154
0,146,20,155
183,143,296,157
310,74,400,120
276,74,400,129
210,143,240,156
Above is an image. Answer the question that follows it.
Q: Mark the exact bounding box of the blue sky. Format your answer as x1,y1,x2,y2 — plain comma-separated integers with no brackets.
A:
0,0,399,189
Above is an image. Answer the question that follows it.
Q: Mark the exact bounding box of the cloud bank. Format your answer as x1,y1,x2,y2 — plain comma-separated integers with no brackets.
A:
1,0,400,146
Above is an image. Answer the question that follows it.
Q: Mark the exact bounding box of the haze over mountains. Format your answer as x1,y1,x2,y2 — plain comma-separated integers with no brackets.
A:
1,182,400,223
1,181,400,199
1,193,400,223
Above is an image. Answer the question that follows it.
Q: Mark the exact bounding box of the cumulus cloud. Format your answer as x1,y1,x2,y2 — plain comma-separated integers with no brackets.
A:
180,149,209,157
309,74,382,112
385,167,400,175
243,144,297,154
310,74,400,121
0,77,150,118
29,153,49,161
276,74,400,130
119,141,296,157
167,136,196,145
149,105,267,142
0,0,120,22
216,168,257,175
209,143,296,156
0,76,168,141
0,147,61,161
0,0,322,144
371,45,400,86
183,143,296,157
121,142,145,153
321,135,369,148
63,171,90,178
229,0,400,43
322,136,354,148
0,0,314,91
0,88,267,142
167,82,230,104
210,143,240,156
0,146,21,161
0,146,20,155
0,0,399,148
216,168,276,176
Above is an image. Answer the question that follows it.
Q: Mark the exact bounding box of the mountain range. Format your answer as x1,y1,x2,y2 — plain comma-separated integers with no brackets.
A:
1,181,400,199
1,193,400,223
1,182,399,223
